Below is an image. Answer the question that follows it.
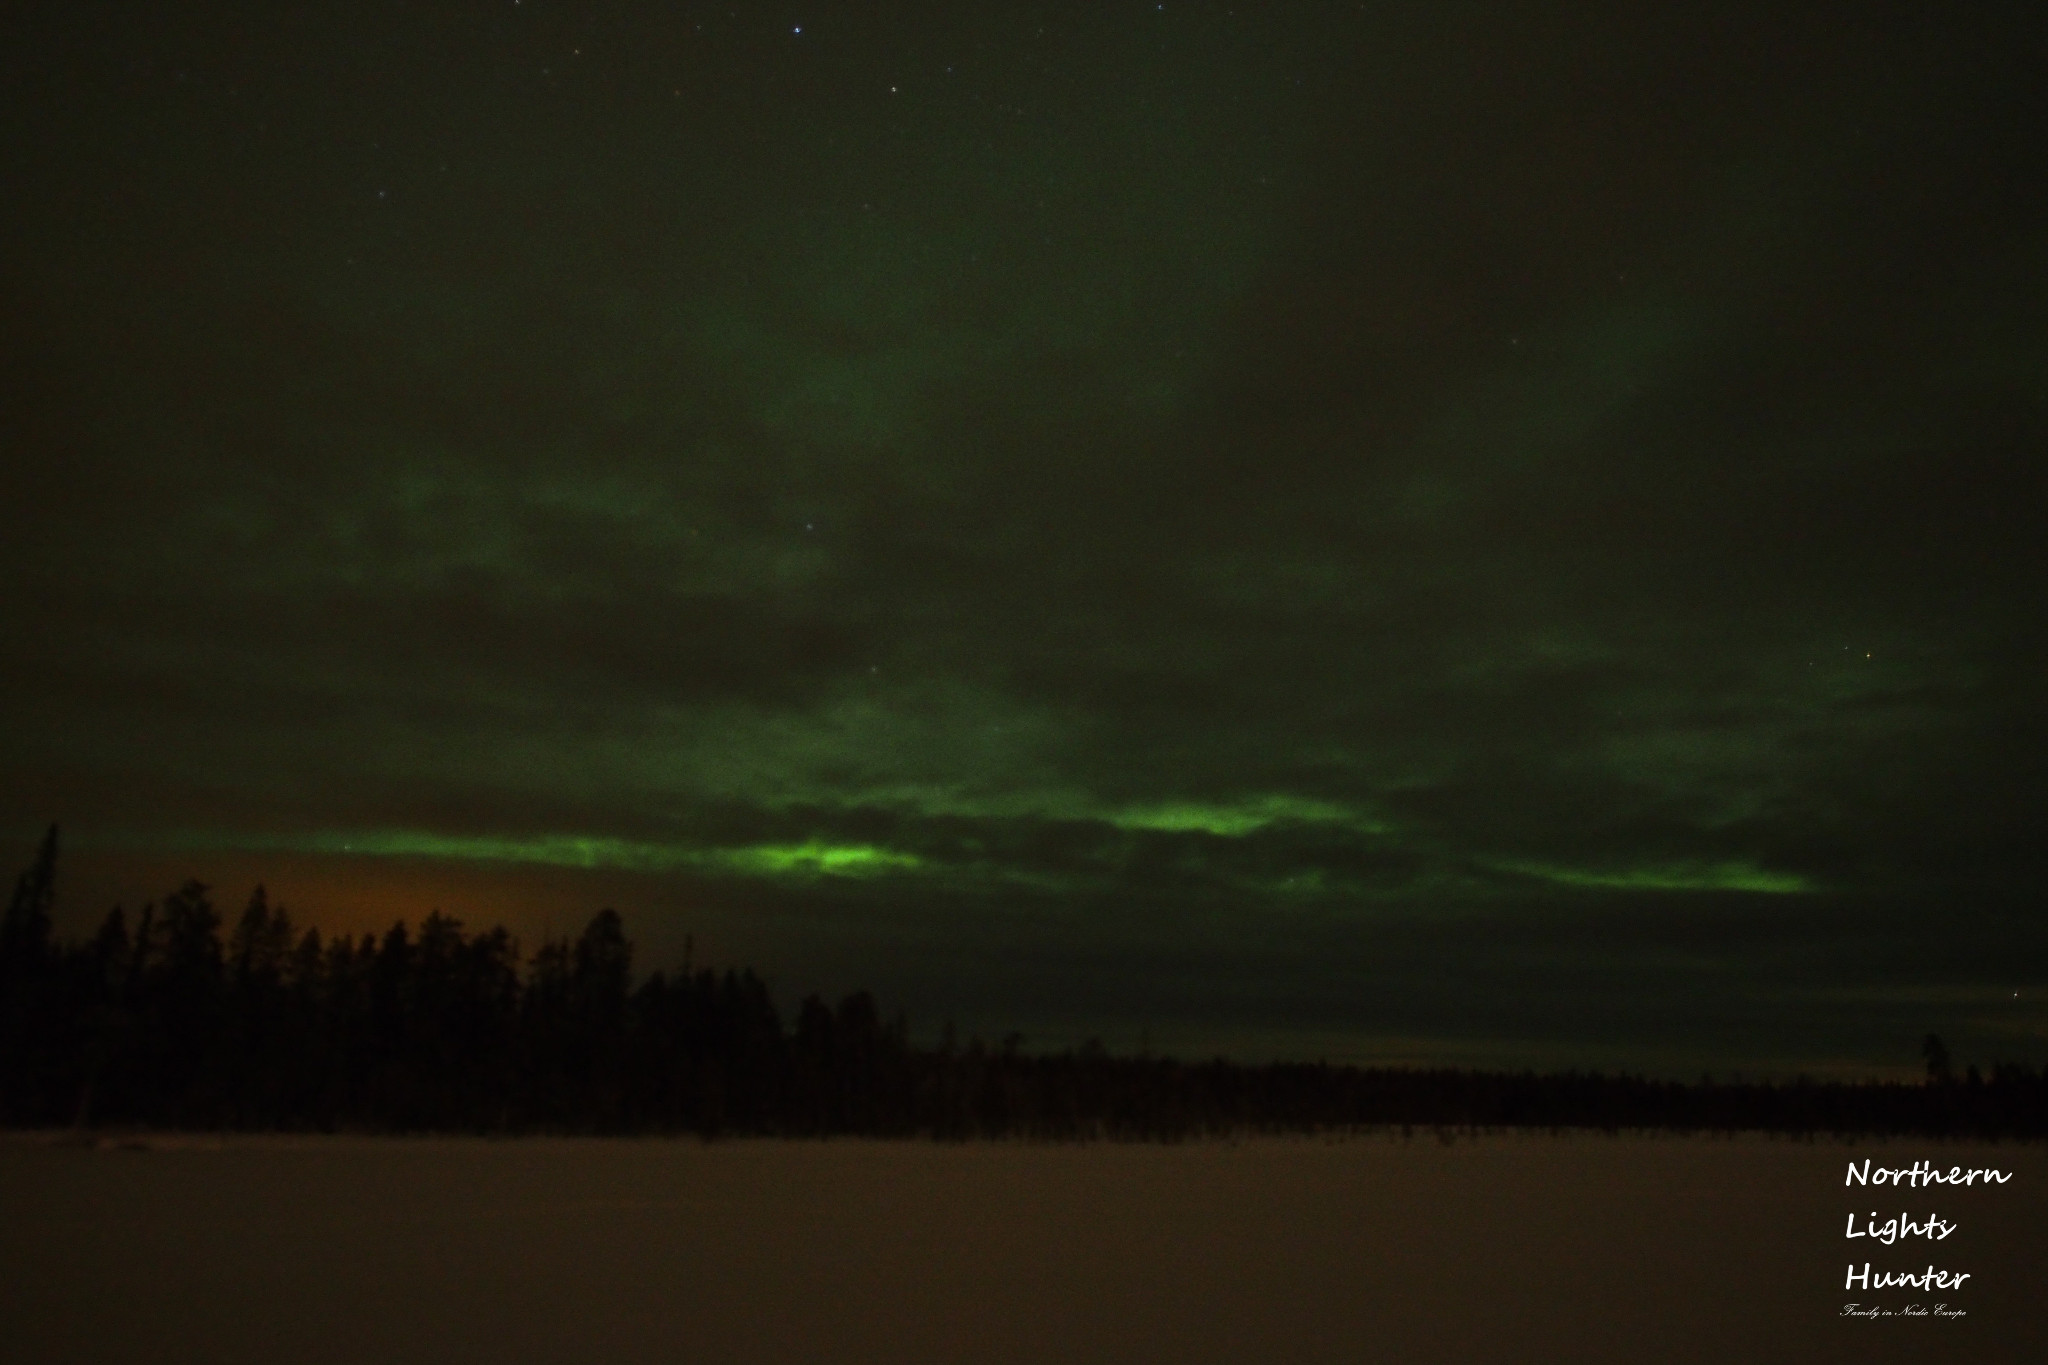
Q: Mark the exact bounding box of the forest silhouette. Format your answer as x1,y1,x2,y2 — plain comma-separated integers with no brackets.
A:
2,828,2041,1139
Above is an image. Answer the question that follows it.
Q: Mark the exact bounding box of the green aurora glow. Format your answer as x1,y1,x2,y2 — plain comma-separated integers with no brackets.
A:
4,4,2045,1071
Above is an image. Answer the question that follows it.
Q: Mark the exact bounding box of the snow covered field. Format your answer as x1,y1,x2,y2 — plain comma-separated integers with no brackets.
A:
3,1132,2040,1363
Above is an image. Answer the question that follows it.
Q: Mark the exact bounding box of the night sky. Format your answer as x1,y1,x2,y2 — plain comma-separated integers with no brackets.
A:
5,2,2045,1075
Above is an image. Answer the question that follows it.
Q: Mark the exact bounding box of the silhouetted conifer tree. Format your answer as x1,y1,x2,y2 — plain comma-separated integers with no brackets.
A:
0,833,2042,1139
0,825,57,977
1923,1032,1953,1084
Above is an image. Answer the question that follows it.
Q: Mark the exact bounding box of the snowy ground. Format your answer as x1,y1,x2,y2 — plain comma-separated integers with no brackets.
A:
3,1131,2041,1363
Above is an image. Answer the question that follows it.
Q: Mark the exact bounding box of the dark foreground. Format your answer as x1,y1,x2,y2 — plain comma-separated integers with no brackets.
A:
2,1132,2041,1365
5,856,2040,1140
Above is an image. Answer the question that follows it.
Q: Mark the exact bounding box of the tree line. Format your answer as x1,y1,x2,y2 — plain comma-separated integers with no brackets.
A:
2,828,2042,1139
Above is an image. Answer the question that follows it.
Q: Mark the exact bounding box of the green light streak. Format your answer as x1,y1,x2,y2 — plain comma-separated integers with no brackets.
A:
238,829,683,870
1109,795,1386,837
1491,858,1812,895
706,840,923,877
137,815,1806,904
157,829,924,882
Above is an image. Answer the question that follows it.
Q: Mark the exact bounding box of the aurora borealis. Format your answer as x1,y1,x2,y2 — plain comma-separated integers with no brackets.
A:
4,3,2045,1073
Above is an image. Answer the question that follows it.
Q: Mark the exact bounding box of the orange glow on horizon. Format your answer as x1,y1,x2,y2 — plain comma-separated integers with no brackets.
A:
49,847,715,959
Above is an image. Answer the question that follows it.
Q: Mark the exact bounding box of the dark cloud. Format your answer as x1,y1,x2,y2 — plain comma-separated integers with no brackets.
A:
4,2,2045,1073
